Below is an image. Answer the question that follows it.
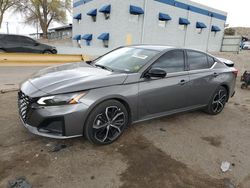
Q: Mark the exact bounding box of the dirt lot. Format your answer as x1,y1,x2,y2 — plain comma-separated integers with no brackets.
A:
0,51,250,188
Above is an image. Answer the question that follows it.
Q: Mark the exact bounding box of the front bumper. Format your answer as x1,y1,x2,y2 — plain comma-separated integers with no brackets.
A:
18,92,90,139
20,117,81,139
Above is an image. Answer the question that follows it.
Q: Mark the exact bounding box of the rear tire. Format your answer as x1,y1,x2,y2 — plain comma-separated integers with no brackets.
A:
84,100,129,145
0,49,6,53
205,86,228,115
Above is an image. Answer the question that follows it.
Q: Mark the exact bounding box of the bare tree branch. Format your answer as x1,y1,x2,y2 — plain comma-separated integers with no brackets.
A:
0,0,15,28
15,0,71,38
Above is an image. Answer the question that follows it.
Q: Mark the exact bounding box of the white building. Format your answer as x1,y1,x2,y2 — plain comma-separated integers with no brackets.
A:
72,0,227,54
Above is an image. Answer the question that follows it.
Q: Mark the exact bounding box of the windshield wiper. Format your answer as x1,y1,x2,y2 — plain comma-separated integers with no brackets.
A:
95,64,113,72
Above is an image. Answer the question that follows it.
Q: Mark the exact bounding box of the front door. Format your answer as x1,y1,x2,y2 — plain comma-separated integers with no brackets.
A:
138,50,190,120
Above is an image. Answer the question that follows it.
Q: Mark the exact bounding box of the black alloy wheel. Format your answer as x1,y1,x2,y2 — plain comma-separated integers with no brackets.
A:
84,100,129,145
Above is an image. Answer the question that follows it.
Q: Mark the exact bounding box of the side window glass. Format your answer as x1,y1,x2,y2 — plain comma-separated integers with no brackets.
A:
152,50,185,73
6,35,16,43
25,37,35,44
187,51,209,70
207,56,215,67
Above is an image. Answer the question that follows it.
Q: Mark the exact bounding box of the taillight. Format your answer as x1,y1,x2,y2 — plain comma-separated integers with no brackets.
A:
232,68,238,77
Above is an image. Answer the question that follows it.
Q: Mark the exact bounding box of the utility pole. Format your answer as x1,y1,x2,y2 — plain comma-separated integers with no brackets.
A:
36,19,39,39
6,22,9,34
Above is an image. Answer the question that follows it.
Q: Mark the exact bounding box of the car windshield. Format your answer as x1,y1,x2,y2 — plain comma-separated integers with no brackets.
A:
93,47,159,73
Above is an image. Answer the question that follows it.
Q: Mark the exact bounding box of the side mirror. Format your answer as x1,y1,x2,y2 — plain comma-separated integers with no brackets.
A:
34,42,39,46
145,68,166,78
85,60,92,64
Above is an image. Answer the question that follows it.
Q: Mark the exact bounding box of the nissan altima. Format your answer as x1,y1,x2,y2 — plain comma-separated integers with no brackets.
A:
18,45,237,145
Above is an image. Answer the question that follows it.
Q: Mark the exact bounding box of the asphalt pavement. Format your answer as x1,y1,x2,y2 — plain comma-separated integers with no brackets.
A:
0,66,48,92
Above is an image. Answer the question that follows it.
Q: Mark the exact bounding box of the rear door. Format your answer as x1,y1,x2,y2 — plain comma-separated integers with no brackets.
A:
3,35,21,52
15,36,40,53
138,49,190,120
186,50,218,107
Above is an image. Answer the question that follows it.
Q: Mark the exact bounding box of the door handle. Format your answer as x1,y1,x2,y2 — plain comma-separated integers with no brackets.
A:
179,79,187,85
213,72,219,77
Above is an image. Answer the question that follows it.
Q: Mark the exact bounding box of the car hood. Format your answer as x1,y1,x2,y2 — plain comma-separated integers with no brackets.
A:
23,62,128,97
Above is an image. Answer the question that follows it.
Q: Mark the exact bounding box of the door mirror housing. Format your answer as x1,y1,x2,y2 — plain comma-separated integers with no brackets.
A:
34,42,39,46
145,68,166,78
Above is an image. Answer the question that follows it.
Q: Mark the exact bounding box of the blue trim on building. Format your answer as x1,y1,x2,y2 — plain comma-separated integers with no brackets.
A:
154,0,227,21
196,22,207,28
87,9,97,16
73,0,93,8
130,5,144,15
211,25,221,32
82,34,93,41
99,4,111,13
73,13,82,20
159,13,172,21
73,0,226,21
98,33,109,40
73,35,81,40
179,18,190,25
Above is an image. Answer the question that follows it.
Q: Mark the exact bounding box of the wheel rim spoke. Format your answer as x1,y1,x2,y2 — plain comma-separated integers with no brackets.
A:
101,126,110,142
93,105,125,143
212,89,227,113
112,112,124,122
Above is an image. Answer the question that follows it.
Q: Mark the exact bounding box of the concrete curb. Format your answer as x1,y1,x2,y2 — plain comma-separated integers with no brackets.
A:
0,88,19,94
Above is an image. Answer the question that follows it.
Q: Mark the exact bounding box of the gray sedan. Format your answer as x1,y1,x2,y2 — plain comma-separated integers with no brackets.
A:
18,45,237,145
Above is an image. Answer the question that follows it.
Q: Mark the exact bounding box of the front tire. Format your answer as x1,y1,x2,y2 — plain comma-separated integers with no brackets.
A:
205,86,228,115
43,50,53,54
84,100,129,145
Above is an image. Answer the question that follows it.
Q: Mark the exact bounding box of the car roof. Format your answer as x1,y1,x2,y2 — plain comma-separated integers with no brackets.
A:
129,45,209,53
0,34,30,38
131,44,175,51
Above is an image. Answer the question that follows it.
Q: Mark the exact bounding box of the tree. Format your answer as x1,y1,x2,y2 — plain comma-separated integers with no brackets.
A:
16,0,71,38
224,28,236,36
0,0,15,28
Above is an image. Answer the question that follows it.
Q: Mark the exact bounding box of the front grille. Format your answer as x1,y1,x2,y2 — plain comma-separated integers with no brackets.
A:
18,91,32,122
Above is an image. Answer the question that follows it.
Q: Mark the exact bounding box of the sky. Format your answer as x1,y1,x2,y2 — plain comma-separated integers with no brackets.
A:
0,0,249,35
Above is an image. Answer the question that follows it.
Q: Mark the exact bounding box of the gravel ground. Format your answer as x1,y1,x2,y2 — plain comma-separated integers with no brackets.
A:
0,51,250,188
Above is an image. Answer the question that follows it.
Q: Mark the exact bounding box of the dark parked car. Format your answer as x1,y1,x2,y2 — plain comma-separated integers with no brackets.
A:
0,34,57,54
18,45,237,145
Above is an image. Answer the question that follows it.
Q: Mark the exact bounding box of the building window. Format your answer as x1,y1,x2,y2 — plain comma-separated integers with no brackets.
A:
158,13,171,28
87,9,97,22
179,17,190,30
99,4,111,20
158,20,166,27
179,25,187,30
98,33,110,48
196,22,207,34
129,15,139,23
129,5,144,23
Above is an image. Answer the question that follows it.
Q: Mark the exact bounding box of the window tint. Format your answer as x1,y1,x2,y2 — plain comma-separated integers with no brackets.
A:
187,51,208,70
207,55,215,67
5,35,17,43
152,50,185,73
16,36,34,44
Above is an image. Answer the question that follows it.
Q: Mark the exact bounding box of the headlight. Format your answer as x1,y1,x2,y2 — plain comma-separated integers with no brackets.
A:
37,92,87,106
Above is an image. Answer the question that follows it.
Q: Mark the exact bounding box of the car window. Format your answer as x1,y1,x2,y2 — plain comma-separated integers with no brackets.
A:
93,47,159,73
187,50,209,70
16,36,34,44
5,35,17,43
152,50,185,73
207,55,215,67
